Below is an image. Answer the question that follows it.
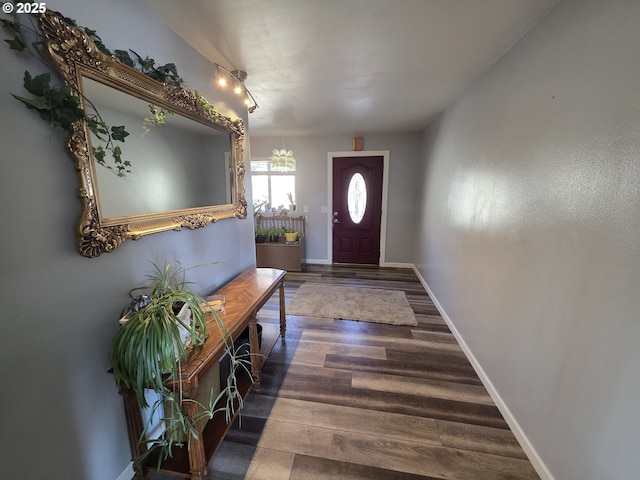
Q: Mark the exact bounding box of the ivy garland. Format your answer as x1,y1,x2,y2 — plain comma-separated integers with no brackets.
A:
1,10,220,178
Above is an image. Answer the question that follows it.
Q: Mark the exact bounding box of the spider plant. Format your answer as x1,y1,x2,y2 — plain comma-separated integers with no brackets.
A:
109,261,250,465
110,261,210,404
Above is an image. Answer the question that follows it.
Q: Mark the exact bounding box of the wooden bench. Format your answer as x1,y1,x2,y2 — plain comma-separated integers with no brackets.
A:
121,267,286,480
255,214,306,271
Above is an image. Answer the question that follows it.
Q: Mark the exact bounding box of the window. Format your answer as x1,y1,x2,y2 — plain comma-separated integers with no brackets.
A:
347,172,367,224
251,159,296,214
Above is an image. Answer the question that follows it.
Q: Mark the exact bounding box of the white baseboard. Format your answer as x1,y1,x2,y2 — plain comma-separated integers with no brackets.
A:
302,260,414,268
380,261,414,268
303,258,331,265
411,265,554,480
116,462,134,480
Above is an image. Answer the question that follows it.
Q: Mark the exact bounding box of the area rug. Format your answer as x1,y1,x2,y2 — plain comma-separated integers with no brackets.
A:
286,283,418,326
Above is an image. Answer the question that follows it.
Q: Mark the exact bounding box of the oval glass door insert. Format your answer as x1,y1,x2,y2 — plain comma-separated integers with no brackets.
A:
347,173,367,224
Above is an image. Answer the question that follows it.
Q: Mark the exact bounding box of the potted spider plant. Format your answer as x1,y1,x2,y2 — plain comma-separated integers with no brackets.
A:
111,262,209,401
109,261,248,464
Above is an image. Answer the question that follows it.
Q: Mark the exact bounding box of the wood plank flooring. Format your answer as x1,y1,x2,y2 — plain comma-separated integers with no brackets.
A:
207,265,539,480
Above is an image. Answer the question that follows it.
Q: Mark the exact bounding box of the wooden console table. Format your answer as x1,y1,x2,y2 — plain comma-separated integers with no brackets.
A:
120,267,286,480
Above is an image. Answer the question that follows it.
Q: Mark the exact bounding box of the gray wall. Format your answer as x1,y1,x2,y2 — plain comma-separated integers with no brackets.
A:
0,1,255,479
415,0,640,479
250,133,422,265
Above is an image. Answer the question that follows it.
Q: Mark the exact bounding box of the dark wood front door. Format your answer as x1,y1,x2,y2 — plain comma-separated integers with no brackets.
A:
332,156,383,265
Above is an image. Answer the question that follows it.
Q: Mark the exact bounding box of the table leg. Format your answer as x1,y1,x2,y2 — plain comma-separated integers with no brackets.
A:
279,282,286,337
184,401,206,480
119,387,146,479
249,318,261,390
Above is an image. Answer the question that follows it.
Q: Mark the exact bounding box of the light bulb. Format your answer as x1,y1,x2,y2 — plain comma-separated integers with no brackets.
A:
218,77,227,87
234,85,242,95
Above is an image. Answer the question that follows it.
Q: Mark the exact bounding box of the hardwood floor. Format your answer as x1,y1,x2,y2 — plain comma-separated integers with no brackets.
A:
207,265,539,480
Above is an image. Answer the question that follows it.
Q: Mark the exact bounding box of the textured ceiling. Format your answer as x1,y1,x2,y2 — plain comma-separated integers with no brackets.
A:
138,0,559,137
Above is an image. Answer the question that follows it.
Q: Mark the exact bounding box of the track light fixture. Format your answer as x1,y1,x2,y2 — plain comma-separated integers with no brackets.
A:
214,63,258,113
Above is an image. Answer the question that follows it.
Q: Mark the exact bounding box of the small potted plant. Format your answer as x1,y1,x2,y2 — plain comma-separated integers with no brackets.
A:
284,228,298,243
287,192,296,212
255,225,268,243
252,199,267,217
268,227,281,242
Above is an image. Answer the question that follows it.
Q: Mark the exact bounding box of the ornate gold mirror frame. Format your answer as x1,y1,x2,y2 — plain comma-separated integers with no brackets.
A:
38,11,247,258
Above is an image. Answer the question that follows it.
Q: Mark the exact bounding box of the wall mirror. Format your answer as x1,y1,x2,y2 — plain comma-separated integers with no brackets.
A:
38,11,247,258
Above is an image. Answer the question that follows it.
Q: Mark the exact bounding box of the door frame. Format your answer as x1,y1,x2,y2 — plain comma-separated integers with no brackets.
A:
327,150,390,265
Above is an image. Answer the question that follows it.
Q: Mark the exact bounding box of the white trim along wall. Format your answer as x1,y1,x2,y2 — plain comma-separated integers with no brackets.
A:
411,266,554,480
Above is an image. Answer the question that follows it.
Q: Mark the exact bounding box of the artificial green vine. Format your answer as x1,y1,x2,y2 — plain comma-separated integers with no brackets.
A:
11,71,83,131
113,49,184,90
142,104,174,135
2,10,224,177
195,90,220,121
1,12,133,176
